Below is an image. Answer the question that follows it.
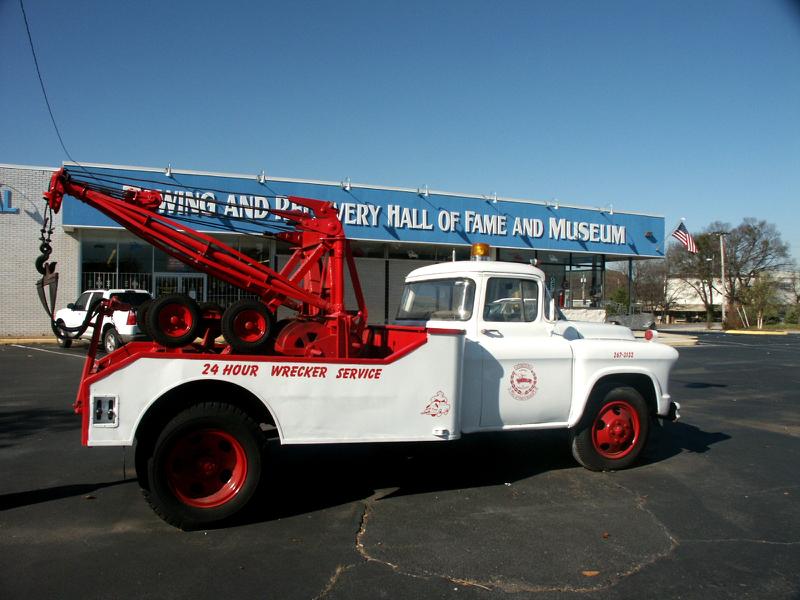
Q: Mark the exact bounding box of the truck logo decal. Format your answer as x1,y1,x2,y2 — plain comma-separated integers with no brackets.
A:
421,391,450,417
509,363,538,401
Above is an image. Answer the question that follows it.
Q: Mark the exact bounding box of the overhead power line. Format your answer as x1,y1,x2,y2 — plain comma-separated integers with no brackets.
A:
19,0,78,165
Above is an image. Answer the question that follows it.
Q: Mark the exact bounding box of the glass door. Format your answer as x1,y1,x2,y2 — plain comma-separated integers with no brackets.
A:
154,273,207,301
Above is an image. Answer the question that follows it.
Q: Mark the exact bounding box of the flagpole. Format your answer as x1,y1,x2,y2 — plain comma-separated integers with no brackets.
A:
655,217,686,253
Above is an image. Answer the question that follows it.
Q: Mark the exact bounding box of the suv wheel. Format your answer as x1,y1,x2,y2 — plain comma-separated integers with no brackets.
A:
103,327,121,353
55,320,73,348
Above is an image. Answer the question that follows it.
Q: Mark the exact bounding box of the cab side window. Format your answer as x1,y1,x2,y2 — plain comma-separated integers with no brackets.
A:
483,278,539,323
88,292,104,311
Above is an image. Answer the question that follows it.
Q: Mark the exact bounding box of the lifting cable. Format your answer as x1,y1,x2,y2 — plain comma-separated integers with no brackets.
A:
64,170,306,237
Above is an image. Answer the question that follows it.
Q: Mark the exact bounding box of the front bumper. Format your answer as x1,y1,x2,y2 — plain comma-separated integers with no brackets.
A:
657,401,681,423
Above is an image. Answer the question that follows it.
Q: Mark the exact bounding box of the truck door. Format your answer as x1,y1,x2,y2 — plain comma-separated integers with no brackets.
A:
478,277,573,427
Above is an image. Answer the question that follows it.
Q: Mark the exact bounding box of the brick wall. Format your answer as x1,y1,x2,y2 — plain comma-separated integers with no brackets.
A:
0,165,79,337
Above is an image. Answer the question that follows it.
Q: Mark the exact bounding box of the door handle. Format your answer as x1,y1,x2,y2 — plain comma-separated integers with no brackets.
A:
481,328,501,336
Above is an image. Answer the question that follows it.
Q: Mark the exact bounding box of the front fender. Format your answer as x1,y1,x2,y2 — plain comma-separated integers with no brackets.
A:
568,367,667,428
567,340,678,428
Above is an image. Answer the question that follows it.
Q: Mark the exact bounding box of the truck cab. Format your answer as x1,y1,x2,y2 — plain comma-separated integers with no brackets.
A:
395,250,679,471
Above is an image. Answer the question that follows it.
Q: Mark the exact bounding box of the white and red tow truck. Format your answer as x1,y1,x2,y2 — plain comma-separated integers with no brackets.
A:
36,169,679,529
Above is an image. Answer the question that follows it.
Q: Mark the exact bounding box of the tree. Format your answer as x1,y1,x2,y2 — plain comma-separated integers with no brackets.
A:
724,218,792,308
609,260,685,322
786,271,800,306
668,230,720,325
630,260,664,312
741,272,780,329
668,218,791,328
605,285,629,317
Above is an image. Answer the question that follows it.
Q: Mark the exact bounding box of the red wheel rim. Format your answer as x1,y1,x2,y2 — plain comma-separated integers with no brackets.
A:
232,309,268,343
166,429,248,508
591,401,640,459
157,303,195,338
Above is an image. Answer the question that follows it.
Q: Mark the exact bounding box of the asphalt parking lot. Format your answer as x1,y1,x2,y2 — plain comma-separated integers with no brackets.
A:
1,333,798,599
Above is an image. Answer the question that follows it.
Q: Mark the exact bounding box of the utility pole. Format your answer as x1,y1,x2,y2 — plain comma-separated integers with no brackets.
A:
628,258,634,316
709,231,728,325
719,233,727,325
706,257,714,316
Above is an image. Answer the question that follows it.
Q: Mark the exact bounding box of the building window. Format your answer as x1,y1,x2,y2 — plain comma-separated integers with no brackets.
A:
80,232,154,292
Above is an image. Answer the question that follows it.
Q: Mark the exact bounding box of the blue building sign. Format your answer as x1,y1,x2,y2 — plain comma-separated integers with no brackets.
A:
61,164,665,258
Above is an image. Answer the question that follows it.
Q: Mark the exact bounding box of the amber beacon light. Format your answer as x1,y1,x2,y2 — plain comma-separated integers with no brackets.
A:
470,243,491,261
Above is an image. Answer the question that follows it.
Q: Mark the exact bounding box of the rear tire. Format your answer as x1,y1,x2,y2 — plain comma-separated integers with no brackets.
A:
142,402,266,530
55,320,72,348
570,386,650,471
103,327,121,353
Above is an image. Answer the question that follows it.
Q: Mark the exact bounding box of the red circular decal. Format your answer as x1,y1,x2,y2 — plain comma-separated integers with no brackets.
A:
509,363,538,401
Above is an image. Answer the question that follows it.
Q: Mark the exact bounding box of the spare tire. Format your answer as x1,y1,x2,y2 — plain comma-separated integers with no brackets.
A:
146,295,201,348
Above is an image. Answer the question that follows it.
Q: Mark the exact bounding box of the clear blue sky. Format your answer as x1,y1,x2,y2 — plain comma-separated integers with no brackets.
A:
3,0,799,262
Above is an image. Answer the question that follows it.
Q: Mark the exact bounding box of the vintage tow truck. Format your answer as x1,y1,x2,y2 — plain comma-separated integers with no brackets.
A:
36,168,679,529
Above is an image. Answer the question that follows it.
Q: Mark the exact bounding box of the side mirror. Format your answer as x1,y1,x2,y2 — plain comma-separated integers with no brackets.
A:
67,303,75,310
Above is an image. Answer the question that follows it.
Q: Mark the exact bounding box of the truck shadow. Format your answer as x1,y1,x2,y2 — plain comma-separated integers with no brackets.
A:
239,421,730,526
0,480,130,511
240,431,573,525
637,421,731,467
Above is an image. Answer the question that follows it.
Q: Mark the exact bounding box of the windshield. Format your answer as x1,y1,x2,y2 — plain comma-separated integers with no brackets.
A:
110,292,152,308
396,278,475,321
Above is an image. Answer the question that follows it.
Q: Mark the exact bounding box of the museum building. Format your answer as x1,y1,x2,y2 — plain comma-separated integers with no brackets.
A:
1,162,666,337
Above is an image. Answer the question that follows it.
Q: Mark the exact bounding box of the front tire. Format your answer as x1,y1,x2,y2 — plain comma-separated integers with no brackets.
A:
142,402,266,530
570,386,650,471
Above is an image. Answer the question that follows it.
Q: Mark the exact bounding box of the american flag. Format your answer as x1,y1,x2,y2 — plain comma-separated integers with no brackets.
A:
672,222,698,254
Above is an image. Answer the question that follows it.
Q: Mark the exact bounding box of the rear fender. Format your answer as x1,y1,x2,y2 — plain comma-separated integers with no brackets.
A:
132,378,281,448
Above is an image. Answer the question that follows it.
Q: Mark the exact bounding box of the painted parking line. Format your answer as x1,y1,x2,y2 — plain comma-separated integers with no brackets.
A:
10,344,85,358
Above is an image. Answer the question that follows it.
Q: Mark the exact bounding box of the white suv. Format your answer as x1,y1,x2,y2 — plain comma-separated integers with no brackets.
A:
54,289,152,353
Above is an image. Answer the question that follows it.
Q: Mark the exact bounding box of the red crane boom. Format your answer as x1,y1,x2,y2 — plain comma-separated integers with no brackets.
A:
42,168,368,358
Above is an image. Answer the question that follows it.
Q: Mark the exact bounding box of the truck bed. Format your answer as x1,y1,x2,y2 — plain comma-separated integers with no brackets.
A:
80,325,466,446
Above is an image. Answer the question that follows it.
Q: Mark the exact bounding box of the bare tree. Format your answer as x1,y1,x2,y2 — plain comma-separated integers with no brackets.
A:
742,272,779,329
668,231,720,324
668,218,791,327
609,259,685,323
633,258,689,317
724,218,791,306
